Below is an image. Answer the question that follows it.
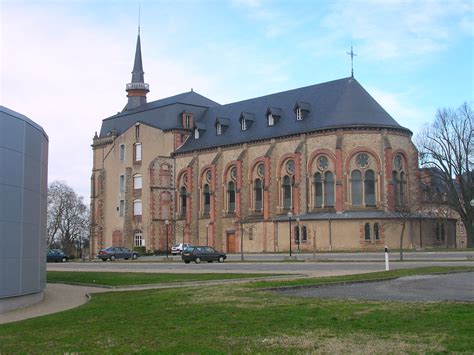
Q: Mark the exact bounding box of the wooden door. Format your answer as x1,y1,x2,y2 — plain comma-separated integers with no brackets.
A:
227,232,237,253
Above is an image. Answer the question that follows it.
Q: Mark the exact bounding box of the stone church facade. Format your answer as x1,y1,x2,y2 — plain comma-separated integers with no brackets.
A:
90,34,455,256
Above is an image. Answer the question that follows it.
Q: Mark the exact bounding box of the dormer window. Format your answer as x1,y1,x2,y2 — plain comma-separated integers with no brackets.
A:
241,118,247,131
296,107,302,121
194,128,200,139
268,113,274,126
294,101,310,121
183,112,193,129
216,123,222,135
239,112,254,131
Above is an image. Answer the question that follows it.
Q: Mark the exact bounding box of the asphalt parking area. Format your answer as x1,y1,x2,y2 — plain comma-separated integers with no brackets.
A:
277,272,474,302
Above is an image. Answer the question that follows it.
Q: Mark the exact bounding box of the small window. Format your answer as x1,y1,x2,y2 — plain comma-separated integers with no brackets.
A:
216,123,222,135
119,200,124,217
119,144,125,161
185,114,192,128
194,128,200,139
241,118,247,131
134,230,143,246
135,124,140,140
364,223,371,241
119,175,125,193
135,143,142,162
134,174,142,190
133,199,142,216
296,107,302,121
268,113,274,126
374,223,379,241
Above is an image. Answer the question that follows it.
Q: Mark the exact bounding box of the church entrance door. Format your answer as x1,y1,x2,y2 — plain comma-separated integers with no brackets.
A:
227,232,237,253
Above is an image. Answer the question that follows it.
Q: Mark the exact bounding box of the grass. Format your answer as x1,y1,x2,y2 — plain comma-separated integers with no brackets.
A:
1,266,473,353
47,271,279,286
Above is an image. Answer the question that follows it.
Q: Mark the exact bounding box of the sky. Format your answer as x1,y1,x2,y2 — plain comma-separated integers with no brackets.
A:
1,0,473,200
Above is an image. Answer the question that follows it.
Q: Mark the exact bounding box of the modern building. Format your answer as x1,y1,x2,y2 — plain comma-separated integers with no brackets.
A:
0,106,48,314
90,33,455,256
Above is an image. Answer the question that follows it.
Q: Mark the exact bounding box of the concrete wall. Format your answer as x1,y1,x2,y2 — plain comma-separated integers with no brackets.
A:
0,106,48,313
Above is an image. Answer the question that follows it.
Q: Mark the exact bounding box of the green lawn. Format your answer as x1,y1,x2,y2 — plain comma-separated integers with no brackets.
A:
1,267,473,353
47,271,278,286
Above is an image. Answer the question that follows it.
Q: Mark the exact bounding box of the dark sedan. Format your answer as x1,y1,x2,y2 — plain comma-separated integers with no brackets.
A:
47,249,69,263
97,247,139,261
181,246,226,264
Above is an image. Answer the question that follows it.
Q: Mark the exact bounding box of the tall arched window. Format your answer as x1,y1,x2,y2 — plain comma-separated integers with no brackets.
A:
364,170,375,206
324,171,334,207
302,226,307,242
364,223,371,241
351,170,362,206
282,175,292,210
400,172,405,205
374,223,379,241
254,179,263,212
227,181,236,213
180,187,187,217
203,184,210,215
393,171,400,206
314,173,322,208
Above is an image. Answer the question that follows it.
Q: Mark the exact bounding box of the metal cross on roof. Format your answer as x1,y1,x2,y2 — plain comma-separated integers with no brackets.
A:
347,45,357,78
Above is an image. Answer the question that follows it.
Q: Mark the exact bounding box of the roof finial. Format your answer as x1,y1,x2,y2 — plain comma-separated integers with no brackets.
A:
138,1,141,35
347,45,357,78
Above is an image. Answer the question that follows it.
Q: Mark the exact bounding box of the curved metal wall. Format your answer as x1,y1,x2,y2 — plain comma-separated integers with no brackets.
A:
0,106,48,308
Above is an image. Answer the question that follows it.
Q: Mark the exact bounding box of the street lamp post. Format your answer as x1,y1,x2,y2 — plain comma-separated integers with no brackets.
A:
287,211,293,257
296,216,300,252
165,220,170,260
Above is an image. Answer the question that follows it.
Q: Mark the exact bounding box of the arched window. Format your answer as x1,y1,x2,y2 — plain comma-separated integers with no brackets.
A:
364,170,375,206
324,171,334,207
282,175,292,210
392,171,399,206
180,187,187,217
302,226,307,242
227,181,235,213
374,223,379,241
203,184,210,215
133,199,142,216
364,223,371,241
254,179,263,212
351,170,362,206
314,172,322,208
400,172,405,205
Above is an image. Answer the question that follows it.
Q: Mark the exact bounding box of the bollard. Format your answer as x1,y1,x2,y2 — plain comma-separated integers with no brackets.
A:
384,246,389,271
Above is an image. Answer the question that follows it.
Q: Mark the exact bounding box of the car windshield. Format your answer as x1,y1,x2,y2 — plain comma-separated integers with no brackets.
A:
183,247,194,252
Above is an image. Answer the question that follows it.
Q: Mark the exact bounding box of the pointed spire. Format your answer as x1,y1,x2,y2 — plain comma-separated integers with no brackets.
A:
125,27,149,110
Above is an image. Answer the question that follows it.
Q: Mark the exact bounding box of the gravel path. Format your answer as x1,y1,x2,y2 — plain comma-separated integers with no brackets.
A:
278,272,474,302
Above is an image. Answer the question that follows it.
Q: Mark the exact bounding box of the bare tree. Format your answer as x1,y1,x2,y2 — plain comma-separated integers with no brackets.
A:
47,181,89,256
416,102,473,247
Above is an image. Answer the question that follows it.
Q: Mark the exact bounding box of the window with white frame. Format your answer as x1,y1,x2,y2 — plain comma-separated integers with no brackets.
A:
296,107,302,120
119,144,125,161
134,230,144,246
133,199,142,216
134,143,142,162
119,174,125,193
216,123,222,135
185,114,192,128
267,113,274,126
133,174,142,190
241,118,247,131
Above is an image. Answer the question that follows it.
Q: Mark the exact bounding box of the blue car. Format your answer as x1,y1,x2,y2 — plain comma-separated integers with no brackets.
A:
97,247,139,261
47,249,69,263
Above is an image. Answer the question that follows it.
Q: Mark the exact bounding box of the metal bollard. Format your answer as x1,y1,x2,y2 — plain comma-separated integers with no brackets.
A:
384,246,390,271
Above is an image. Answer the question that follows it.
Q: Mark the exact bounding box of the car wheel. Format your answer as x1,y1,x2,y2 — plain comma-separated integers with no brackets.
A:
110,255,116,261
61,257,67,263
195,257,201,264
218,256,225,263
101,258,107,262
184,260,190,264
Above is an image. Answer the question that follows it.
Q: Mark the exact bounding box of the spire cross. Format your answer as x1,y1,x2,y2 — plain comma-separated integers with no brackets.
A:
347,45,357,78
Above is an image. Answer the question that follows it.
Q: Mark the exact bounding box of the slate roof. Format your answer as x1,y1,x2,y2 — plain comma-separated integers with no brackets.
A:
99,91,219,137
176,77,410,154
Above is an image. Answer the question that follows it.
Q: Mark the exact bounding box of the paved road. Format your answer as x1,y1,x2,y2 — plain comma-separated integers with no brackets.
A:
49,260,474,277
278,272,474,301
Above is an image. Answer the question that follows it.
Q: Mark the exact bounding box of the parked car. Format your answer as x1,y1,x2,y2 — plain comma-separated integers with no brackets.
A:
47,249,69,263
97,247,139,261
181,246,226,264
171,243,194,255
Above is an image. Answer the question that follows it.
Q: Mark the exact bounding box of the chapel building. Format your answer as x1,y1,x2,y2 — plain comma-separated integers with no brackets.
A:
90,33,456,256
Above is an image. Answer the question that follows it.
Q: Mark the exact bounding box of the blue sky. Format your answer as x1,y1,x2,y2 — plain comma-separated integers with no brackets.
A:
1,0,473,199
